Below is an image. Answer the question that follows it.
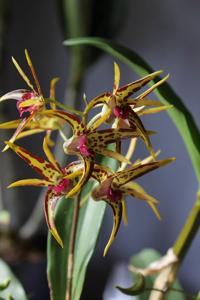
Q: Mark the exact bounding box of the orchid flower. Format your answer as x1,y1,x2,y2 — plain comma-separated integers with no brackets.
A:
83,63,170,158
0,50,82,151
92,157,175,256
6,138,84,247
43,109,148,198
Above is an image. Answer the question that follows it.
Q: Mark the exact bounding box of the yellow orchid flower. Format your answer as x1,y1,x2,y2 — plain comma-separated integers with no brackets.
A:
43,109,148,198
0,50,82,151
83,63,170,158
92,157,175,256
6,138,84,248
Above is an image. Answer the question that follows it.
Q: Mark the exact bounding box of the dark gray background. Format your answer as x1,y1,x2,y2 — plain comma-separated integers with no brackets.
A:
0,0,199,298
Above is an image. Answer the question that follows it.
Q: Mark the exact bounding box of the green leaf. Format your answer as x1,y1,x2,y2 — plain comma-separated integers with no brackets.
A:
47,156,118,300
64,37,200,185
0,258,27,300
130,248,186,300
47,198,74,300
47,189,106,300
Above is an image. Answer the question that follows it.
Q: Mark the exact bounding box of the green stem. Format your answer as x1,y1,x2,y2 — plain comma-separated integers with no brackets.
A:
173,191,200,260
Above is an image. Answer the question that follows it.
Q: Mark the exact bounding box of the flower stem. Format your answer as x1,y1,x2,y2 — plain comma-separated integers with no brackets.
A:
173,190,200,260
65,194,81,300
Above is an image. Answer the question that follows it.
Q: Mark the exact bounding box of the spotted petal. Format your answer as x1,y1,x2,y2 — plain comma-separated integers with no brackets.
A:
43,136,62,172
44,189,63,248
89,128,140,150
83,92,110,117
136,75,169,100
113,158,175,187
103,201,122,256
66,156,94,198
5,141,61,182
42,110,82,135
115,70,163,103
92,164,112,182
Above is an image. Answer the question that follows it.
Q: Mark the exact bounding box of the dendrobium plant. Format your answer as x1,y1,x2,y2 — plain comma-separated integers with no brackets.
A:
1,55,175,255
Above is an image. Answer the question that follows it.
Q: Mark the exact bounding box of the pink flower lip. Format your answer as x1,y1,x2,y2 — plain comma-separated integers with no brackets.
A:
49,178,72,194
16,91,36,117
79,135,94,157
22,92,35,100
113,106,122,118
92,178,122,203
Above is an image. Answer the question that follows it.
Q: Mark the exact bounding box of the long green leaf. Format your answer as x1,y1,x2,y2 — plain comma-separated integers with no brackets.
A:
64,37,200,185
47,186,106,300
130,248,186,300
47,157,117,300
47,198,74,300
0,258,27,300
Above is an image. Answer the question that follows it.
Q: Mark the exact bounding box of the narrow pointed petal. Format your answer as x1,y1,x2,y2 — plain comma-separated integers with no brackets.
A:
89,128,140,150
66,156,94,198
16,129,44,140
119,138,137,171
12,57,36,92
2,114,33,152
103,201,122,256
43,137,62,172
137,105,173,116
137,75,169,100
83,92,110,118
122,199,128,225
113,158,175,187
0,119,21,129
25,49,43,96
49,77,59,109
128,98,164,107
0,89,29,102
42,110,81,134
121,182,161,220
88,108,111,131
44,189,63,248
128,109,155,159
5,141,61,181
8,178,51,188
63,170,82,180
96,147,131,164
140,150,161,164
113,62,120,93
116,70,163,102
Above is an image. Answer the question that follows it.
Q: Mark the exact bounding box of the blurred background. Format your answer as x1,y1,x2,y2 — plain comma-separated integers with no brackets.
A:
0,0,200,299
